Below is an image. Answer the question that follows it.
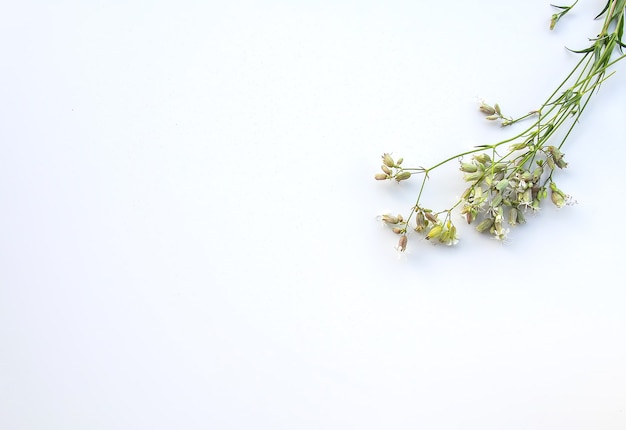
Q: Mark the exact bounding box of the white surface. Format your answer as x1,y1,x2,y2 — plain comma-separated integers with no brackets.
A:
1,1,625,429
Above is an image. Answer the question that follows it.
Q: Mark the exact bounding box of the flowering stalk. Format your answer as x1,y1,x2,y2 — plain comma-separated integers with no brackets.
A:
376,0,626,252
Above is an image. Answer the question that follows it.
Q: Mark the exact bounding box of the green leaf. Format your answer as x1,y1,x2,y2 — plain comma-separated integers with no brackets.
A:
595,0,611,20
565,46,595,54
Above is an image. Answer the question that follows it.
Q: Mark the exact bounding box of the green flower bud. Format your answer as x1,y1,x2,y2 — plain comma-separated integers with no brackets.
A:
492,163,508,173
509,142,527,151
491,192,503,208
395,171,411,182
550,182,567,208
473,154,491,164
426,224,443,240
516,208,526,224
508,207,518,226
463,171,483,182
495,179,509,192
460,162,478,173
475,218,494,233
382,153,395,167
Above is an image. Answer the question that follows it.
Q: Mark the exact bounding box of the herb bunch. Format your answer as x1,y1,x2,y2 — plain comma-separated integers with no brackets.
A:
376,0,626,252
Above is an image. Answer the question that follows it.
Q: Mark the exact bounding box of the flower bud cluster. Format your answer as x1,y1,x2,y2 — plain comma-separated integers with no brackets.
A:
459,145,572,240
425,219,458,246
418,208,459,246
479,101,512,125
378,206,459,252
374,153,411,182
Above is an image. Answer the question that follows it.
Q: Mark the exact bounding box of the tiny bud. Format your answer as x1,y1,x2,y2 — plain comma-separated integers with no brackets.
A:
375,173,388,180
509,142,527,151
426,224,443,240
485,114,500,121
492,163,508,173
508,207,518,226
494,103,501,115
495,179,509,192
381,165,392,175
491,192,503,208
425,212,439,224
475,218,494,233
460,162,478,173
520,170,533,182
397,235,408,252
550,14,558,30
382,153,395,167
396,157,403,165
381,214,400,224
395,171,411,182
414,211,427,232
522,188,533,205
463,171,483,182
479,103,496,115
550,183,566,208
473,154,491,164
474,186,483,200
392,227,404,234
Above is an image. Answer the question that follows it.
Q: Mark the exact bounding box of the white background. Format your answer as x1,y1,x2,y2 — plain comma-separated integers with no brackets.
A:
1,1,625,429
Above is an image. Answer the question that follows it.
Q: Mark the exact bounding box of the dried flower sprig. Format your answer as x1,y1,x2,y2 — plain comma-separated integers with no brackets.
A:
376,0,626,252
